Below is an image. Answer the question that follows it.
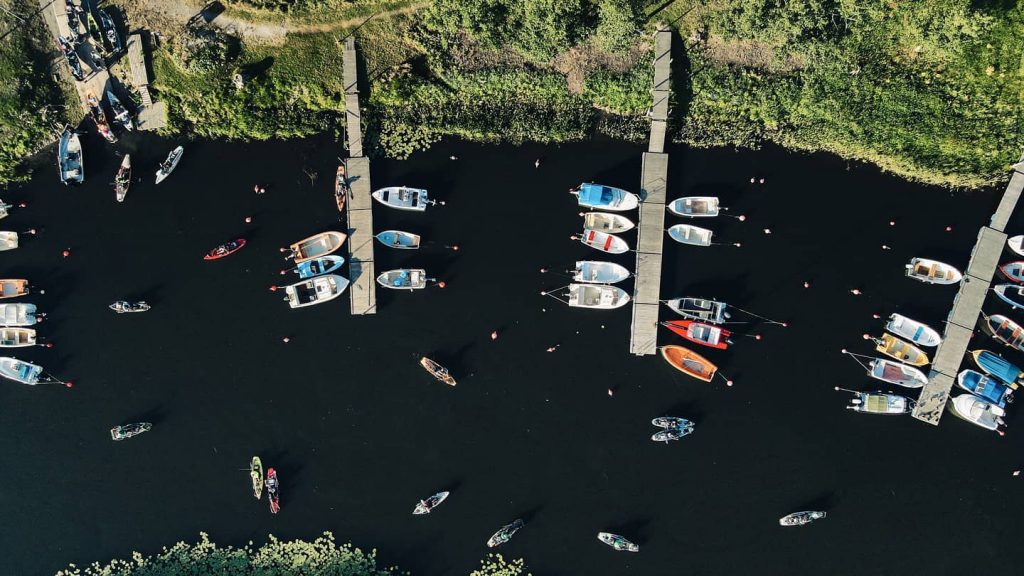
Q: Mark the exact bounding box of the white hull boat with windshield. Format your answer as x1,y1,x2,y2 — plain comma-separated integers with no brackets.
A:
905,258,962,285
579,229,629,254
0,303,38,326
573,261,630,284
372,187,433,211
377,269,429,290
375,230,421,249
846,391,912,415
568,284,630,310
668,196,719,217
283,275,349,308
994,283,1024,309
668,224,713,246
868,358,927,389
571,183,639,211
582,212,634,234
0,231,17,251
949,393,1006,432
1008,235,1024,257
885,313,941,347
0,357,44,384
664,297,729,324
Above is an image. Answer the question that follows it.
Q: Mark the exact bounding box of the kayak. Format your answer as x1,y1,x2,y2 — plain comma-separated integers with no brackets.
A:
204,239,246,260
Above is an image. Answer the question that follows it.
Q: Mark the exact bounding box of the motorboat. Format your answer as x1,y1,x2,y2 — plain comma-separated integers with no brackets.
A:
661,320,731,350
335,164,349,212
377,269,430,290
572,261,630,284
375,230,421,249
0,232,17,251
109,301,150,313
0,328,35,348
251,456,264,499
652,427,694,443
568,284,630,310
597,532,639,552
284,275,349,308
659,345,717,382
0,279,29,300
582,212,634,233
1000,261,1024,283
994,284,1024,309
867,358,927,389
949,394,1006,432
957,369,1012,408
0,357,44,385
651,416,694,429
204,239,246,260
58,36,84,80
873,333,929,366
984,314,1024,352
905,258,962,285
106,90,133,130
1008,235,1024,257
287,231,347,263
971,349,1022,386
98,9,122,52
58,126,84,185
114,154,131,202
155,146,183,184
487,519,524,548
885,313,941,347
779,511,826,527
571,183,639,211
667,224,713,246
420,357,456,386
846,391,912,415
110,422,151,441
0,200,12,220
294,255,345,279
413,491,450,515
668,196,720,217
371,186,434,211
267,468,281,514
0,304,39,326
663,297,729,324
87,93,116,143
579,229,629,254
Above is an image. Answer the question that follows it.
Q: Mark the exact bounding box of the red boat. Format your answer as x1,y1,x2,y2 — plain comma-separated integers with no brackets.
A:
267,467,280,514
204,239,246,260
661,320,732,350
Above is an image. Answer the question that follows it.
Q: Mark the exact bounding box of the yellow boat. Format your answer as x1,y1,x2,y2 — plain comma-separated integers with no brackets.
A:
0,279,28,300
873,333,929,367
250,456,264,500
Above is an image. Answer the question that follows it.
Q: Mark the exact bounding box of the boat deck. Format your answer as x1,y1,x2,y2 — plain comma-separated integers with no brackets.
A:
343,38,376,315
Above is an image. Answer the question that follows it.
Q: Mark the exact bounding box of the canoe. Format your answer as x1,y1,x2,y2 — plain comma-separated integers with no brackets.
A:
659,345,717,382
597,532,640,552
375,230,421,249
661,320,731,350
1009,235,1024,257
110,422,151,441
0,327,35,348
949,394,1005,432
106,89,132,130
98,9,122,52
957,369,1012,408
579,229,629,254
885,313,942,347
283,274,349,308
905,258,962,285
867,358,927,388
846,391,912,415
568,284,630,309
0,231,17,251
971,350,1023,386
288,231,347,263
667,196,720,217
0,304,38,326
874,333,929,366
663,297,729,324
651,416,694,429
983,314,1024,352
582,212,634,233
155,146,183,184
651,427,694,443
335,164,349,212
0,357,43,385
571,183,639,211
377,269,429,290
994,283,1024,309
487,519,524,548
295,255,345,279
0,279,29,300
58,126,84,185
572,261,630,284
371,186,433,211
779,511,826,527
251,456,264,500
1000,261,1024,283
420,357,456,386
204,239,246,260
668,224,713,246
267,468,280,514
412,491,450,515
114,154,131,202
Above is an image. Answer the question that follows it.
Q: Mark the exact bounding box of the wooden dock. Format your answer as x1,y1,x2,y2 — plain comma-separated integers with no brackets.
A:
912,154,1024,424
343,38,375,315
126,34,167,130
629,26,672,355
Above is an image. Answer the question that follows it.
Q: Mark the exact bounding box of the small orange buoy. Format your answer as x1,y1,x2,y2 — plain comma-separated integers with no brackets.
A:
62,248,70,258
738,215,747,221
65,381,73,388
269,286,278,292
438,281,446,288
803,281,810,288
46,342,53,348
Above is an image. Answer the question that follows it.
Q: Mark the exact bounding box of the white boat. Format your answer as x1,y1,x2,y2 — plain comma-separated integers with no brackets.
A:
571,183,639,211
375,230,421,249
582,212,634,234
579,229,629,254
905,258,962,285
779,511,826,527
288,231,347,263
846,391,912,415
371,187,433,211
663,297,729,324
0,327,35,348
0,303,38,326
885,313,942,347
377,269,429,290
668,196,719,217
58,126,83,185
568,284,630,309
155,146,183,184
667,224,713,246
868,358,927,389
283,274,349,308
114,154,131,202
572,261,630,284
1008,235,1024,257
0,231,17,251
0,357,43,384
0,200,11,220
949,394,1006,432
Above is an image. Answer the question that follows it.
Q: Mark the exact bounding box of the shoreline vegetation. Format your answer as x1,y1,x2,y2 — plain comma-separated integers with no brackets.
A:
2,0,1023,188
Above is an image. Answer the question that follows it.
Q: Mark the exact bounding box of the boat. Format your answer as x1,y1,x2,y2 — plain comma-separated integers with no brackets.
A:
267,468,281,514
110,422,151,441
570,183,639,211
663,297,730,324
1009,235,1024,257
0,357,44,385
660,345,717,382
572,261,630,284
651,416,694,429
957,369,1012,408
994,283,1024,309
106,90,133,131
885,313,942,347
420,357,456,386
568,284,630,310
251,456,264,500
846,391,912,415
582,212,634,233
109,301,150,313
204,239,247,260
0,232,18,251
0,304,38,326
98,9,122,52
412,491,450,515
652,427,694,443
375,230,421,249
371,186,434,211
905,258,962,284
283,275,349,308
779,511,826,527
87,93,116,143
668,196,720,217
984,314,1024,351
578,229,629,254
287,231,346,263
334,164,350,212
949,394,1006,432
58,36,84,80
0,200,12,220
155,146,184,184
661,319,732,349
971,350,1023,387
597,532,639,552
873,333,929,366
377,269,429,290
667,224,713,246
867,358,927,389
486,519,524,548
0,279,29,300
58,126,84,185
294,255,345,279
1000,261,1024,283
0,328,35,348
114,154,131,202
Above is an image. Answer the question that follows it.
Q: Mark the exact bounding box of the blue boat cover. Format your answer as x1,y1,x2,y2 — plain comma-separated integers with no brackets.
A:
976,351,1022,385
579,183,614,206
961,370,1010,407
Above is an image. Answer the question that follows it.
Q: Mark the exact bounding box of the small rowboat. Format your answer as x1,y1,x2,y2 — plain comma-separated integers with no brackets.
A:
413,491,450,515
667,224,713,246
668,196,719,217
295,255,345,279
284,275,349,308
1000,261,1024,283
905,258,962,285
58,126,84,185
582,212,634,233
267,468,280,514
0,231,17,251
949,394,1006,432
114,154,131,202
660,345,716,382
371,186,434,211
568,284,630,309
651,427,694,443
335,164,349,212
251,456,264,499
109,301,150,313
0,304,38,326
846,391,912,415
957,370,1012,408
0,327,35,348
971,349,1022,387
420,357,456,386
571,183,639,211
994,283,1024,309
204,239,246,260
984,314,1024,352
779,511,826,527
597,532,639,552
1008,235,1024,257
110,422,151,441
377,269,429,290
0,357,44,384
375,230,421,249
661,320,731,350
663,297,729,324
487,519,524,548
868,358,927,388
579,229,629,254
155,146,183,184
885,313,941,347
0,279,29,300
873,333,929,366
288,231,347,263
651,416,694,429
572,261,630,284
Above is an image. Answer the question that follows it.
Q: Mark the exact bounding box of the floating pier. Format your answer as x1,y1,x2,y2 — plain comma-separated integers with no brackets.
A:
629,26,671,355
913,154,1024,424
343,38,376,315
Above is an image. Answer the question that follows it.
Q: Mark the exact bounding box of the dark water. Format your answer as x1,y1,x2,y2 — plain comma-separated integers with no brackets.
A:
2,130,1023,576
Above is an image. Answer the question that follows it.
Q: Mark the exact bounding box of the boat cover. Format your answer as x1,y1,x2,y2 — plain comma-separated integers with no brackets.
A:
976,351,1021,384
579,184,614,206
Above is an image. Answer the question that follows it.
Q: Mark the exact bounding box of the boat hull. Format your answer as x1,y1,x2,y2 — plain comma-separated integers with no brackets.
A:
1000,261,1024,283
905,258,962,285
874,333,930,366
984,314,1024,352
372,187,430,211
949,394,1005,431
582,212,634,233
971,349,1023,386
994,283,1024,309
667,224,713,246
667,196,720,217
868,358,927,388
155,146,183,184
664,297,729,324
284,275,349,308
957,369,1011,407
573,183,639,211
567,284,630,309
885,313,941,347
289,231,347,263
573,261,630,284
377,269,428,290
580,229,629,254
375,230,421,249
204,239,246,260
659,345,717,382
296,256,345,279
661,320,730,349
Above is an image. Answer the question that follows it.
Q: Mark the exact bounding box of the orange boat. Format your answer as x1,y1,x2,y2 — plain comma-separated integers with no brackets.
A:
660,345,717,382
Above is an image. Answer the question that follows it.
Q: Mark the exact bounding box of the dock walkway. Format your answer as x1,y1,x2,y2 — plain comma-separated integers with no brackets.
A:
343,38,376,315
126,34,167,130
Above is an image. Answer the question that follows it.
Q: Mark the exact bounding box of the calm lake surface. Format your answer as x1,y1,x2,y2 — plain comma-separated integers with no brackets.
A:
3,131,1023,576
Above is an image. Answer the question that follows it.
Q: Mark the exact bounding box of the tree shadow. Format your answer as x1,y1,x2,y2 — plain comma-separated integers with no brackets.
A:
668,29,693,140
241,57,274,80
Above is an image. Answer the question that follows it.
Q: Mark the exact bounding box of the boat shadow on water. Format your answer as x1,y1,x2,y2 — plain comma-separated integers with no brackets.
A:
423,342,476,379
602,517,651,545
121,406,168,427
790,490,838,513
124,284,164,306
259,450,303,501
660,400,707,425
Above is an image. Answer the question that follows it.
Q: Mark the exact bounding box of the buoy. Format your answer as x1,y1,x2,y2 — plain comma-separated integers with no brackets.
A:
269,286,278,292
862,333,871,340
734,242,742,247
259,188,266,194
763,228,772,235
882,244,891,250
726,380,734,387
438,281,446,288
65,381,73,388
607,388,614,397
279,247,288,253
61,248,70,258
452,245,459,251
758,178,765,184
781,322,789,328
803,281,810,288
17,202,26,208
841,348,847,353
245,216,252,224
755,335,762,340
872,313,881,319
490,331,498,341
282,337,290,343
749,177,755,183
279,270,287,275
889,220,895,226
738,215,746,221
851,289,862,295
540,267,548,273
45,342,53,348
946,225,953,232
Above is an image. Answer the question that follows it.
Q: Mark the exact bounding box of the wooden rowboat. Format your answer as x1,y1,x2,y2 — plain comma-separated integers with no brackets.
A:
984,314,1024,352
873,333,929,366
0,279,28,300
288,231,347,263
659,345,717,382
0,327,35,348
1000,261,1024,283
335,164,350,212
204,239,246,260
582,212,634,233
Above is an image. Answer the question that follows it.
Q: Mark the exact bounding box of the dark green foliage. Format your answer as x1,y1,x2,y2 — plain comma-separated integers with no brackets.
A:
593,0,644,53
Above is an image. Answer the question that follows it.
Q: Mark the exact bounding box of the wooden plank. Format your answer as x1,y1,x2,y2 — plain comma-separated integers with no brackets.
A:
641,153,668,203
127,34,148,88
346,157,372,209
913,372,955,425
649,119,667,154
629,303,660,356
634,252,663,305
347,207,376,315
636,202,665,254
343,37,358,94
345,93,363,158
991,156,1024,231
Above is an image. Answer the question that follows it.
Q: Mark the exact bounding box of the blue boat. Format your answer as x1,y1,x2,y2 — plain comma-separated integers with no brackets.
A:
57,126,84,185
971,349,1022,386
571,183,639,212
994,283,1024,309
295,255,344,279
375,230,420,249
957,369,1013,408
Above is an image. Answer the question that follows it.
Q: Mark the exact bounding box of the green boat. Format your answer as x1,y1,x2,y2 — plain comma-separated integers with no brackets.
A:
251,456,264,499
